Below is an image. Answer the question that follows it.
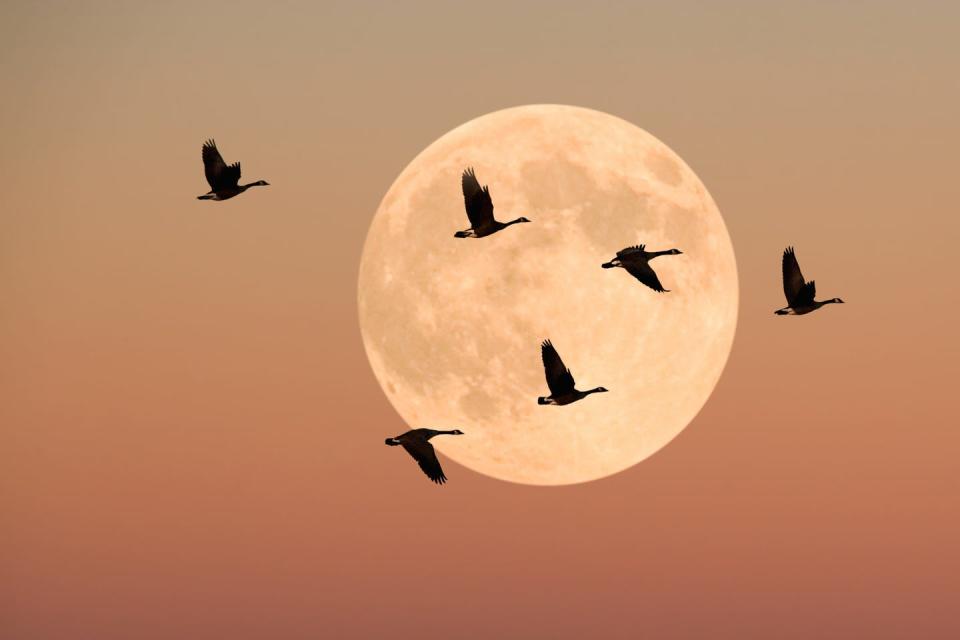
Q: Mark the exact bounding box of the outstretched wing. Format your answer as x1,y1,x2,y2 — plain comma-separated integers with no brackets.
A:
202,139,241,190
462,167,495,229
401,439,447,485
617,245,645,258
541,340,576,396
782,247,814,305
624,261,668,292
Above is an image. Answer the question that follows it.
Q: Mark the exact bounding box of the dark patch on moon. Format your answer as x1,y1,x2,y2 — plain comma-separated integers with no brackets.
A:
647,149,684,187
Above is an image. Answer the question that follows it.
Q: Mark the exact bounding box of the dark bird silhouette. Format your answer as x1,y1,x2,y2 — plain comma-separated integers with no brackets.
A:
454,167,530,237
601,245,682,292
538,340,608,406
197,139,269,201
385,428,464,484
775,246,844,315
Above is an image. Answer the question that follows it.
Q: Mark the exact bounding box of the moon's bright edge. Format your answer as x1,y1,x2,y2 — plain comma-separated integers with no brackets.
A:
358,105,738,485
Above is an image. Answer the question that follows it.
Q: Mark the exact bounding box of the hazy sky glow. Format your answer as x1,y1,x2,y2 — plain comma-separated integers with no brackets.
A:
2,2,958,638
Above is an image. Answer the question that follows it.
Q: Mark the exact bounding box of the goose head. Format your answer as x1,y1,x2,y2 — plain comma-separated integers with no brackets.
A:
827,297,844,304
450,429,465,435
668,248,682,255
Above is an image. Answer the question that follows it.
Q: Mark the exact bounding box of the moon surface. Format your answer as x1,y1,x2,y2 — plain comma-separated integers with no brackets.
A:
358,105,738,485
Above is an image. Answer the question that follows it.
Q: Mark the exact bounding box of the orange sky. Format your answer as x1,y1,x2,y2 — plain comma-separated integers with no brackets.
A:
2,2,958,638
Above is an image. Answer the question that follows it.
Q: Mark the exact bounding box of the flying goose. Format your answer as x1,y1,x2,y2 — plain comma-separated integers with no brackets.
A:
385,428,464,484
775,246,844,315
538,340,608,406
601,245,682,292
197,139,269,201
454,168,530,237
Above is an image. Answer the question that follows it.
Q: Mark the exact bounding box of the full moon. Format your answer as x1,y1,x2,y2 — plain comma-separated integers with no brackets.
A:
358,105,737,485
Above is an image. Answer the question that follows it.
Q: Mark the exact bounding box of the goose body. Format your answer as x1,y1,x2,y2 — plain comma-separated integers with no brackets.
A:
602,245,682,292
197,139,269,201
454,168,530,238
537,340,608,406
385,428,464,484
775,247,844,315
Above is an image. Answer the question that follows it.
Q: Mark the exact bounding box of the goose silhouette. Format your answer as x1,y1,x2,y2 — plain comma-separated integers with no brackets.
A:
602,245,682,292
197,139,269,201
454,168,530,238
775,247,844,315
538,340,608,406
385,428,464,484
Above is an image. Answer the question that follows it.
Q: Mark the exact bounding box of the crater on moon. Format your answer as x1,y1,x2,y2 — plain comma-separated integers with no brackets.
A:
358,105,738,485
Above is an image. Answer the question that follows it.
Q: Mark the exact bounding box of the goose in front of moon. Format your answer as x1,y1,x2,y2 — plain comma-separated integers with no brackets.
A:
454,167,531,238
602,244,683,293
538,340,609,406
